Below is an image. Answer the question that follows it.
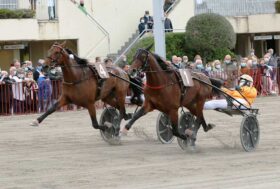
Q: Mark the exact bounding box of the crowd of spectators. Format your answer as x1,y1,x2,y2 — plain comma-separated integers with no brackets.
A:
0,59,62,115
163,48,280,96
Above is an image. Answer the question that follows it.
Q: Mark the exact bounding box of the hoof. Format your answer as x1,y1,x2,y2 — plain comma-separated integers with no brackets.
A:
124,113,133,120
30,120,39,127
205,123,216,132
185,129,193,137
119,127,128,137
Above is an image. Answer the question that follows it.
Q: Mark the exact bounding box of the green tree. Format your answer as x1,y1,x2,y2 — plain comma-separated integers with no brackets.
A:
185,13,236,62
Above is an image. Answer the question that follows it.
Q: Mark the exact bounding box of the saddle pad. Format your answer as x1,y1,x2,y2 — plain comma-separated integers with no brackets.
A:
179,69,194,87
95,62,109,78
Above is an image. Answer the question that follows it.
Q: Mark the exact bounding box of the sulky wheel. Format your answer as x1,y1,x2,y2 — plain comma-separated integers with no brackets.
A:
240,114,260,152
177,112,194,150
156,112,175,144
99,107,121,145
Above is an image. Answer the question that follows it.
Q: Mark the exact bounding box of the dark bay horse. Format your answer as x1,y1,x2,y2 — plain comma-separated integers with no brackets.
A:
31,42,130,132
122,47,218,145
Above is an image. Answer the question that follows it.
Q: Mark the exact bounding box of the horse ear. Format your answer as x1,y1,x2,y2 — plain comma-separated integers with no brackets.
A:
60,41,67,48
145,43,154,51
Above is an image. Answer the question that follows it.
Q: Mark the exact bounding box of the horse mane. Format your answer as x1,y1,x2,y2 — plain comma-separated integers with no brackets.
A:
65,48,88,65
151,53,170,70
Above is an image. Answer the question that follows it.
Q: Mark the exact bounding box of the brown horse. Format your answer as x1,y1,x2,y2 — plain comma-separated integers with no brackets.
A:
31,41,130,132
122,47,218,146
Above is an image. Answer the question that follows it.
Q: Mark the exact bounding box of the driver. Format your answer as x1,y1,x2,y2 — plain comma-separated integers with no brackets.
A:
204,74,257,109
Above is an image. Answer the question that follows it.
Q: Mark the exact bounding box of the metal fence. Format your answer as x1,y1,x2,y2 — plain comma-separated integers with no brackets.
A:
0,0,17,9
0,68,279,116
195,0,277,16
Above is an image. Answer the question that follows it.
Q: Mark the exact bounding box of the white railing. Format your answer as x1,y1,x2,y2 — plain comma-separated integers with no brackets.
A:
195,0,277,16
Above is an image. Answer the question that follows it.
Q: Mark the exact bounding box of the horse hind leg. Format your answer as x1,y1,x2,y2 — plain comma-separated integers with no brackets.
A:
168,109,187,140
31,96,68,126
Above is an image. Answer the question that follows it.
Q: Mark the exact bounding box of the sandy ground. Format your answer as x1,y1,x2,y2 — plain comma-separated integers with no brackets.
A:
1,96,280,189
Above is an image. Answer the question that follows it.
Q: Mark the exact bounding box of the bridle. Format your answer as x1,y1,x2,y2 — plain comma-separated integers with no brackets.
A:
47,44,67,67
47,44,94,85
133,48,150,73
131,49,179,90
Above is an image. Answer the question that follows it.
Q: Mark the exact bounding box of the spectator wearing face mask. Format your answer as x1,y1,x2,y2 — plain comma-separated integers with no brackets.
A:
33,59,45,82
223,54,238,89
11,68,30,113
138,17,146,36
181,56,189,68
25,60,34,72
194,59,204,72
24,70,38,113
240,58,250,75
262,53,274,95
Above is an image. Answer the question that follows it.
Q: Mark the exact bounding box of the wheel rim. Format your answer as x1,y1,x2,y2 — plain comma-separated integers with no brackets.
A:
99,108,121,144
156,113,175,144
240,115,259,152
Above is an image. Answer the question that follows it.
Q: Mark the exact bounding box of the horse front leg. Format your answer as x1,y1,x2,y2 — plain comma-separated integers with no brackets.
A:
30,96,68,126
121,101,153,135
87,103,109,131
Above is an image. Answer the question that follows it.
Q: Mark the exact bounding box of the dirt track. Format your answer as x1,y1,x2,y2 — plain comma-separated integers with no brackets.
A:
1,96,280,189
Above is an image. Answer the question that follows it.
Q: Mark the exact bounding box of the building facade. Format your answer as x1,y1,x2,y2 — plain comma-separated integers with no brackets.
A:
194,0,280,57
0,0,279,71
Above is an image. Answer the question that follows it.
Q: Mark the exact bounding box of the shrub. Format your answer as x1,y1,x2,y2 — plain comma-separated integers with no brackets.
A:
276,0,280,13
185,13,236,62
0,9,35,19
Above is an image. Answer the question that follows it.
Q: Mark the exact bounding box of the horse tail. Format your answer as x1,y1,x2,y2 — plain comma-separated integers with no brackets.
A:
209,78,223,95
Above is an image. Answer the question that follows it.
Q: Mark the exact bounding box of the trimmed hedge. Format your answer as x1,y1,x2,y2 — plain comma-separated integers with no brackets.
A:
0,9,35,19
185,13,236,62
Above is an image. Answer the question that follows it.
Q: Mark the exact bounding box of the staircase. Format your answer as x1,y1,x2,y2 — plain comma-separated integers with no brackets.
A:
111,0,181,62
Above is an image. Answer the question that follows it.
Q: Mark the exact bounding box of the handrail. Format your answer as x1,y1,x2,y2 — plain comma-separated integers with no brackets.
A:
165,0,181,14
113,29,151,64
69,0,111,54
113,29,185,64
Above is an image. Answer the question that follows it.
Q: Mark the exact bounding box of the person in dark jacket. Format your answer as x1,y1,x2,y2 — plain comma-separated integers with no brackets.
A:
138,17,146,36
164,13,173,32
33,59,45,82
143,10,153,30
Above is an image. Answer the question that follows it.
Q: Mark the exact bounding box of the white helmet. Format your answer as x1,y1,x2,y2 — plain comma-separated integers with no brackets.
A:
239,74,253,87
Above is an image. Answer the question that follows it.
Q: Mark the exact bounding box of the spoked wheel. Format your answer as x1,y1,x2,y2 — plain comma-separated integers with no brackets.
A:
99,107,121,145
156,112,175,144
177,112,194,150
240,114,260,152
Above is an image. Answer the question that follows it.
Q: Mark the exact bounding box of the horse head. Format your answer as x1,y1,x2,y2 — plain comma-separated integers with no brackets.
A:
45,41,69,67
129,48,151,77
